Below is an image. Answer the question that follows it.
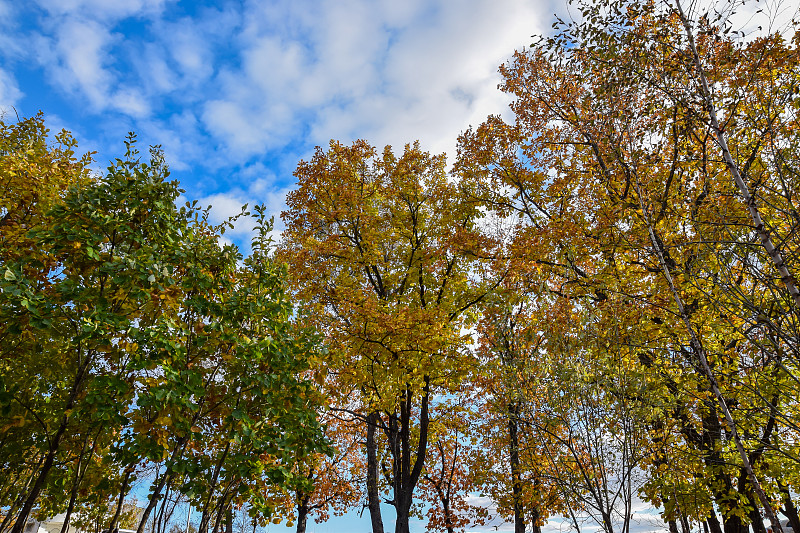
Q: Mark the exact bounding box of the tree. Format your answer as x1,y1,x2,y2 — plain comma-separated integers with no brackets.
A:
0,117,327,533
279,140,494,533
456,1,800,531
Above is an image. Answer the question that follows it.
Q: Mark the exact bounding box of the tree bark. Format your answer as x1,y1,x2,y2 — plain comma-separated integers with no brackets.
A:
198,437,232,533
779,483,800,533
508,401,525,533
392,379,430,533
673,0,800,311
707,512,724,533
366,411,385,533
108,467,135,532
10,351,95,533
136,469,174,533
636,174,780,533
295,493,309,533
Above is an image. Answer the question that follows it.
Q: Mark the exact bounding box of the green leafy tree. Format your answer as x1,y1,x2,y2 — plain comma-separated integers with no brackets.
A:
0,117,327,533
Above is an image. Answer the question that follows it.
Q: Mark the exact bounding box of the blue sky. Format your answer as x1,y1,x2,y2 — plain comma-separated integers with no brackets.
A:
0,0,560,250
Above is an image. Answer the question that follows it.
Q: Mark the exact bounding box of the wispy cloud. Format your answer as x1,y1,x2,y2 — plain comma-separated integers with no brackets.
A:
0,68,22,108
200,0,549,160
0,0,562,248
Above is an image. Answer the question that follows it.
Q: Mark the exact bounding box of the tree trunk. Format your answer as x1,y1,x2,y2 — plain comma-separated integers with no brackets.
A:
366,411,385,533
779,483,800,533
10,352,95,533
680,513,691,533
60,437,89,533
295,495,309,533
198,437,232,533
508,401,525,533
672,1,800,309
393,380,430,533
707,512,724,533
136,469,174,533
108,467,135,532
636,174,780,533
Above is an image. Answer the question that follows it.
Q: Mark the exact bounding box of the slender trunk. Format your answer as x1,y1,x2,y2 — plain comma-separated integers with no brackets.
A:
366,411,385,533
136,469,174,533
742,473,767,533
11,352,95,533
673,1,800,309
61,438,90,533
442,496,454,533
210,492,231,533
198,438,233,533
707,511,724,533
109,467,135,532
11,415,71,533
393,379,430,533
671,6,792,526
531,507,542,533
779,483,800,533
137,433,190,533
508,401,525,533
224,508,232,533
295,494,309,533
679,514,691,533
0,459,40,533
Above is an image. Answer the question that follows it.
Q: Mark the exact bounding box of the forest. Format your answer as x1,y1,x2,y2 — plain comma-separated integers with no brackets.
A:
2,1,800,533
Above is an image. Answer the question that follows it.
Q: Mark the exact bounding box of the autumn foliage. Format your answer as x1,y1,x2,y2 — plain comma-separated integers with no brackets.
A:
4,2,800,533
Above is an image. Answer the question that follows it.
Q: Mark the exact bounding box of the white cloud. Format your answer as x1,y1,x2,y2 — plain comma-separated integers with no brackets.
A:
48,18,116,108
194,163,294,253
33,0,170,21
200,0,550,161
0,68,22,107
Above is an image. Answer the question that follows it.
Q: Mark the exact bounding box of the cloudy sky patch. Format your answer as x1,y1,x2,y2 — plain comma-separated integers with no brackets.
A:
2,1,556,202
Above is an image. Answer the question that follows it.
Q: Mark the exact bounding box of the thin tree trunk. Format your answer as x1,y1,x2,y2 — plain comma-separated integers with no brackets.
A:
61,436,91,533
508,401,525,533
779,483,800,533
679,514,691,533
393,379,430,533
294,493,309,533
366,411,385,533
198,438,232,533
109,467,135,532
137,469,174,533
11,351,95,533
707,513,724,533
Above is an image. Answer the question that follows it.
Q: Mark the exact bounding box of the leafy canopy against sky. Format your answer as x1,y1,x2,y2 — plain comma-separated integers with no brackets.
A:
0,0,558,246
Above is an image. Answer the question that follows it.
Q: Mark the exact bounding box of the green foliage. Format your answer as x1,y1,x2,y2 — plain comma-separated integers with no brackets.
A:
0,116,327,531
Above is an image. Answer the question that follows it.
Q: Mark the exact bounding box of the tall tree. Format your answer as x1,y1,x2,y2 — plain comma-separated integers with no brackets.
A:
456,1,800,531
279,140,494,533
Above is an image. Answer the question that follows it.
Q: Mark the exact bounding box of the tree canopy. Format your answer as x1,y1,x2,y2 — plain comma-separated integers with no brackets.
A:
4,2,800,533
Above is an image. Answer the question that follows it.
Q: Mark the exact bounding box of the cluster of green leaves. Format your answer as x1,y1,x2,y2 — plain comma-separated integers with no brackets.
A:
0,115,327,533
